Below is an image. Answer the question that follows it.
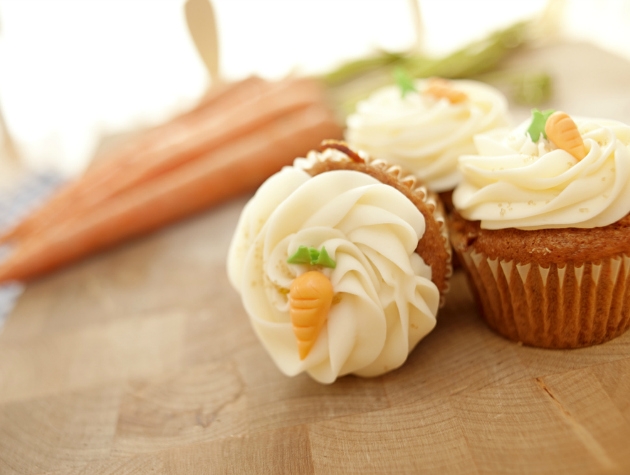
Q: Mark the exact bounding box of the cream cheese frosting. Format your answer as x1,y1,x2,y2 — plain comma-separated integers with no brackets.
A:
452,117,630,230
345,79,509,193
227,156,440,383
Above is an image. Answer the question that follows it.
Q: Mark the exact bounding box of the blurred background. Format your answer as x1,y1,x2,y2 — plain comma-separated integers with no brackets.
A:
1,0,630,178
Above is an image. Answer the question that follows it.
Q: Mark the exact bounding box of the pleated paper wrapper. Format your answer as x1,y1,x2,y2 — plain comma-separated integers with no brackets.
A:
458,249,630,348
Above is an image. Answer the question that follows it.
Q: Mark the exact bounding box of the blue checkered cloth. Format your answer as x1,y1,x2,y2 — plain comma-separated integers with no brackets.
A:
0,172,64,329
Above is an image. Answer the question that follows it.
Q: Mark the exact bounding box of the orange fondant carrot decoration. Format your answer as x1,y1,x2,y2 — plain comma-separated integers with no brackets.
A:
425,78,467,104
289,271,334,360
545,111,587,160
0,77,327,245
0,104,342,283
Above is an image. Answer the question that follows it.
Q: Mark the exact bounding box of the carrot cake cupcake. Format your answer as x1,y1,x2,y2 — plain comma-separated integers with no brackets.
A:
345,74,510,209
227,141,451,382
451,110,630,348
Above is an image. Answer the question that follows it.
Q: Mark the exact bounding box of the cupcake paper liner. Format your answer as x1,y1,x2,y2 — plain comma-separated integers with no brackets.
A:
459,249,630,348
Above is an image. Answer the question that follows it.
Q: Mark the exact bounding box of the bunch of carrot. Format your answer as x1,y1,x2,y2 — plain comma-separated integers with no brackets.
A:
0,76,343,283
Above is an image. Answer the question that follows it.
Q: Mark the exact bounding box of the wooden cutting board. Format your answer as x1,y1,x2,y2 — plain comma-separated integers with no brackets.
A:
0,41,629,475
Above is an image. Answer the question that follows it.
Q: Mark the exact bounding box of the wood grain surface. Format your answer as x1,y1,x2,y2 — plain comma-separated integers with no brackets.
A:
1,42,630,474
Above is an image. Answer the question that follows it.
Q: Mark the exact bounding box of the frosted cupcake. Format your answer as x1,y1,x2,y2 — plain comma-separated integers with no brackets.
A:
227,141,451,383
451,110,630,348
345,75,510,208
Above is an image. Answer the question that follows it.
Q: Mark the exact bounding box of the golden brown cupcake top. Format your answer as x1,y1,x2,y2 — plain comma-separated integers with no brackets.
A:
450,210,630,265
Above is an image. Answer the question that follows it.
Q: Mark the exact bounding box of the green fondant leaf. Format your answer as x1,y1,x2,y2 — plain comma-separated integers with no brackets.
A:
315,246,336,269
526,108,555,141
287,246,312,265
393,67,416,98
287,245,337,268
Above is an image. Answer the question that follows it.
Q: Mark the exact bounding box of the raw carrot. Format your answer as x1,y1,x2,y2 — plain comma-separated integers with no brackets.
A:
86,76,268,171
0,103,343,283
15,77,327,243
0,76,267,244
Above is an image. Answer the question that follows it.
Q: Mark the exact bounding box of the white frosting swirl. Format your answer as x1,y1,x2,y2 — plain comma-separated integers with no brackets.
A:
227,166,439,383
452,117,630,230
345,79,509,192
